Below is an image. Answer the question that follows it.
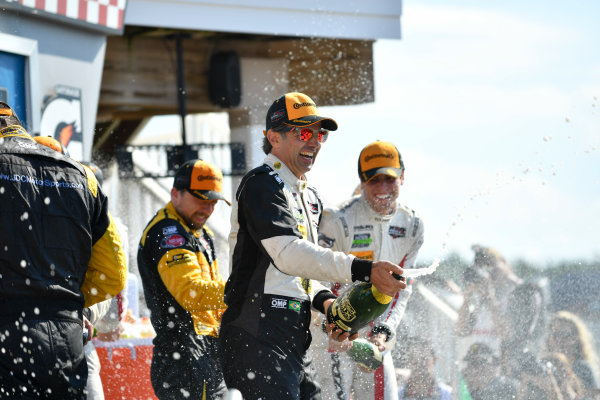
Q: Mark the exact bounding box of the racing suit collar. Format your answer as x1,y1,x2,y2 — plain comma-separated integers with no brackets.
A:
263,154,310,192
165,201,203,237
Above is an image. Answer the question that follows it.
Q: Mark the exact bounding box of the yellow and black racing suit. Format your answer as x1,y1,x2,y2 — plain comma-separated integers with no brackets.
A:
137,201,227,399
0,125,127,399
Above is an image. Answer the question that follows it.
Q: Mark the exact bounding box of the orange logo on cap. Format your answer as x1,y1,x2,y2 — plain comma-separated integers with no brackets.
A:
364,153,395,163
189,161,224,193
286,93,320,121
196,174,221,182
293,102,316,109
360,141,402,172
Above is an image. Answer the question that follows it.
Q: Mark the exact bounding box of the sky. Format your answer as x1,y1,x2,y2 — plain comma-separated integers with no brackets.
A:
140,1,600,266
308,0,600,265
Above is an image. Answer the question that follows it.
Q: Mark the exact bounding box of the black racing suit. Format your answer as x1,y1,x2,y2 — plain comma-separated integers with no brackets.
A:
220,154,372,400
0,125,127,399
137,201,227,399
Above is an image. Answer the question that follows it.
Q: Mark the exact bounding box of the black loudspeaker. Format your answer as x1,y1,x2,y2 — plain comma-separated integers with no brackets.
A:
209,51,241,108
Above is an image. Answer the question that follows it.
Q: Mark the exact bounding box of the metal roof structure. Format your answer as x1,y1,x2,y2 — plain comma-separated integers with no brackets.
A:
124,1,402,40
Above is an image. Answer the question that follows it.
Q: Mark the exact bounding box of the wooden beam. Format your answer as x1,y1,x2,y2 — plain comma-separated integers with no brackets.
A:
98,30,374,123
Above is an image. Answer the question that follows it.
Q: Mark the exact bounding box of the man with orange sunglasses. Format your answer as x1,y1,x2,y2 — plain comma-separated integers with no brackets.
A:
220,92,407,400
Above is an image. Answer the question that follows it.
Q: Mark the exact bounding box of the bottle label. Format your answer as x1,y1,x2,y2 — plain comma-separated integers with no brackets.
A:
331,296,357,324
334,319,351,331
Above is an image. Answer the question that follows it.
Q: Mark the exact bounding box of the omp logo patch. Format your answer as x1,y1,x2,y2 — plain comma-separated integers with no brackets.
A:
354,225,373,231
389,226,406,238
351,233,372,248
161,234,185,248
271,298,287,309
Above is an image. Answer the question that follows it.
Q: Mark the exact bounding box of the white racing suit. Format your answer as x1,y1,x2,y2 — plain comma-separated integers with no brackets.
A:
313,195,424,400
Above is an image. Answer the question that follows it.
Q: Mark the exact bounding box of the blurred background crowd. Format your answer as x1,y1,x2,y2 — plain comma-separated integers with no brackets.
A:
392,244,600,400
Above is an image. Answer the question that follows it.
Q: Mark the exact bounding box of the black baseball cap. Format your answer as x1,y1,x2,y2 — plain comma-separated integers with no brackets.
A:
358,141,405,183
265,92,338,133
173,160,230,206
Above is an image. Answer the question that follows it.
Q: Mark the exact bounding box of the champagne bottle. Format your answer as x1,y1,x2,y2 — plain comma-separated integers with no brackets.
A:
326,281,393,334
347,338,383,370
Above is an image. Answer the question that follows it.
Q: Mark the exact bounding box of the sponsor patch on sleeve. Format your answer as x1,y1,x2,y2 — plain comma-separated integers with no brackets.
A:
165,253,192,267
160,234,186,249
351,233,372,248
388,226,406,238
288,301,301,312
268,170,284,185
271,298,288,309
162,225,179,235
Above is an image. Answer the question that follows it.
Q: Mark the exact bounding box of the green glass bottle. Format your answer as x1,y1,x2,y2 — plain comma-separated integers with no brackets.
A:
347,338,383,370
326,281,392,334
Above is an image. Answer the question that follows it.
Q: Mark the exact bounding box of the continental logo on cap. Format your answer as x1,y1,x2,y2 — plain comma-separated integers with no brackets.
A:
293,102,316,109
196,174,222,183
365,153,395,163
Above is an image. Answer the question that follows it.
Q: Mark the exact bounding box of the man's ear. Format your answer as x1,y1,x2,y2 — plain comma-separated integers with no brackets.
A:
171,187,181,203
400,170,405,185
266,129,282,147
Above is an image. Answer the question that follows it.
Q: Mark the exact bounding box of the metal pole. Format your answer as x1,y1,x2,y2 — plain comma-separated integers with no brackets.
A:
174,32,188,148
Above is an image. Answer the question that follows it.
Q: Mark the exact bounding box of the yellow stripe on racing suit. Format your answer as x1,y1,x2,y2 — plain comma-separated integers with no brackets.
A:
82,212,128,307
139,202,226,337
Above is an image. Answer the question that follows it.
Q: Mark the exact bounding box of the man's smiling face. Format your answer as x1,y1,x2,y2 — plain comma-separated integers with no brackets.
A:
271,123,323,179
362,174,403,215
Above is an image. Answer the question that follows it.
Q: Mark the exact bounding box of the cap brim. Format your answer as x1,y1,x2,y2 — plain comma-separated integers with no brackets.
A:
362,167,404,183
189,190,231,206
284,115,338,131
